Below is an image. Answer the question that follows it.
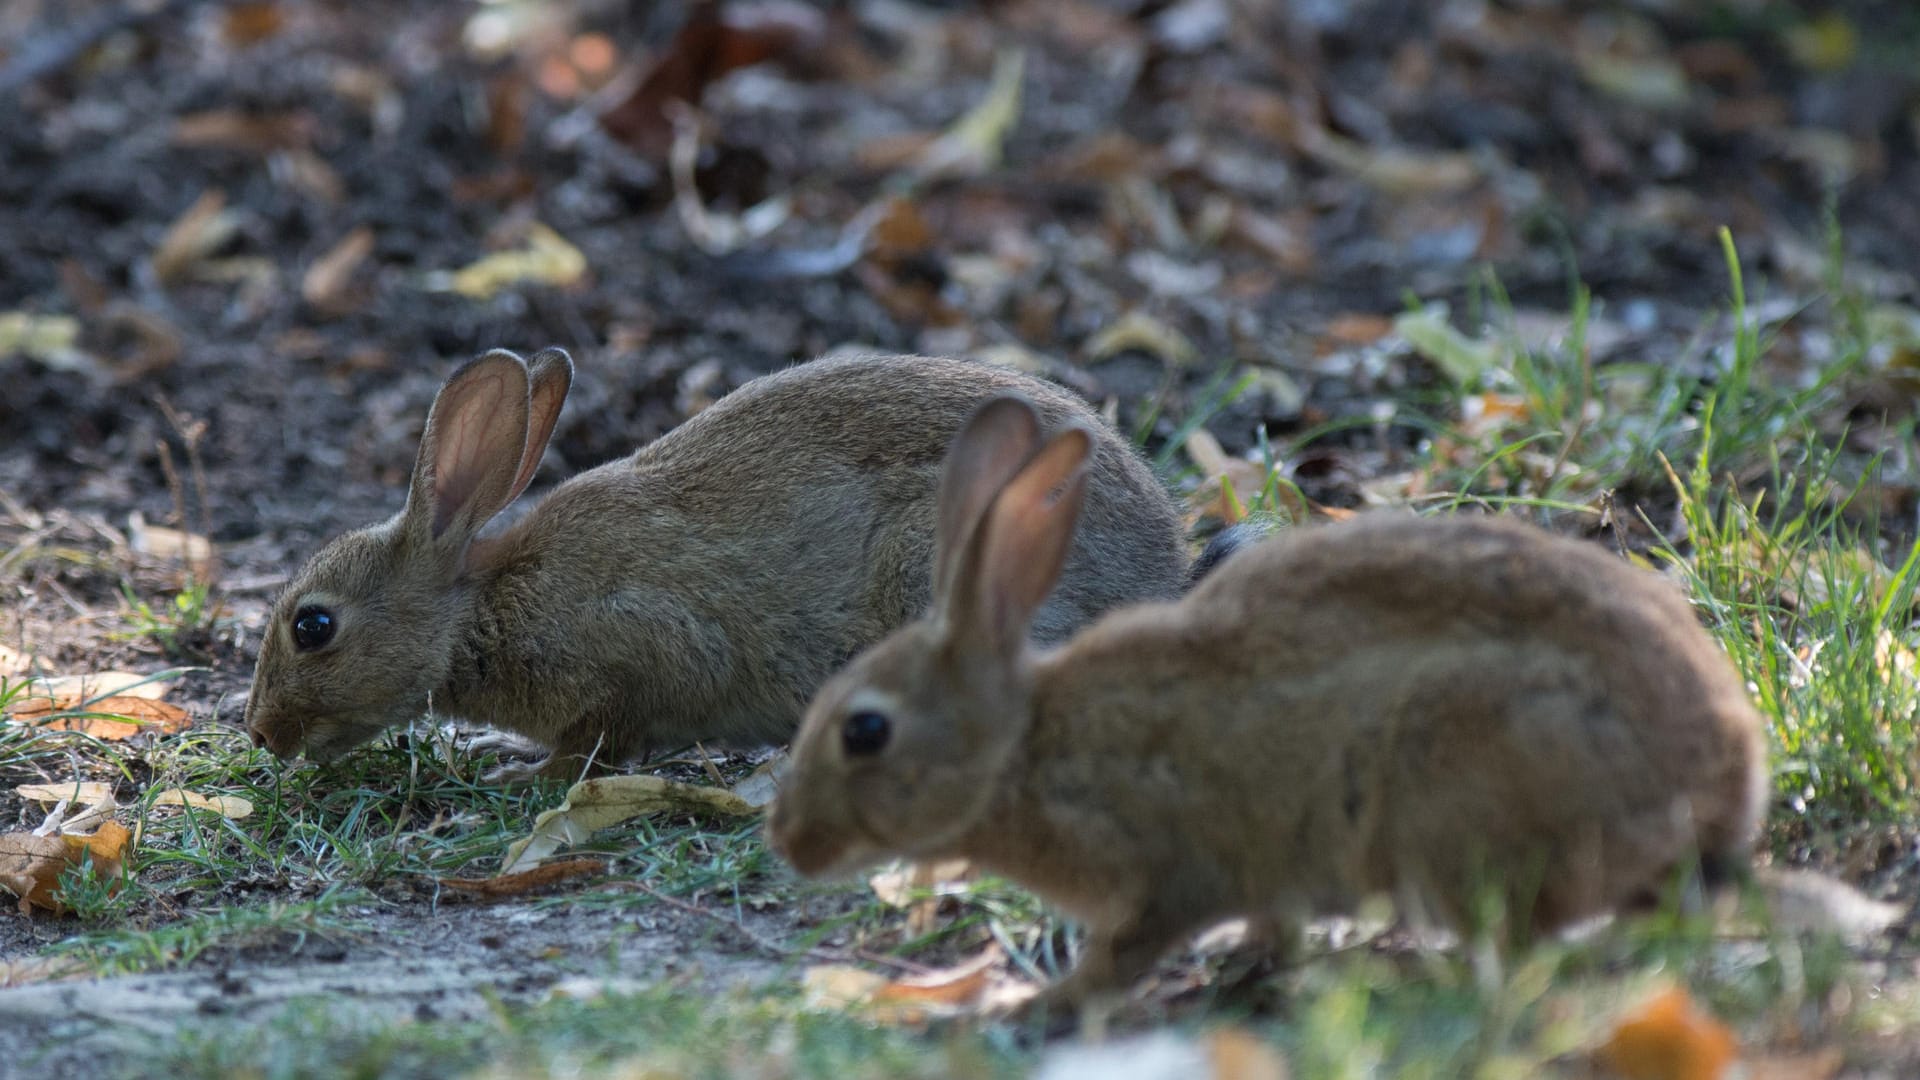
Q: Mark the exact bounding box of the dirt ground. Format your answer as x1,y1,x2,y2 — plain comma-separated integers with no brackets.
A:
3,0,1919,1074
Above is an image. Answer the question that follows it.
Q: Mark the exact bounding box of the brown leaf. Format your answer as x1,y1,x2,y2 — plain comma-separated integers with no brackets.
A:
222,2,285,46
172,111,316,154
152,190,241,285
0,821,131,915
15,782,116,807
301,226,375,312
803,945,1037,1023
6,684,190,740
128,510,214,575
599,1,826,157
437,858,607,899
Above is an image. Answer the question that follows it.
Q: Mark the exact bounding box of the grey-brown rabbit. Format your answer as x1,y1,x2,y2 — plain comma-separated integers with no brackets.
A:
769,396,1800,1004
243,350,1187,779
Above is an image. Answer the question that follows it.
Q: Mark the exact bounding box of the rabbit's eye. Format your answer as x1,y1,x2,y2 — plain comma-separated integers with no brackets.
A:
291,606,336,651
841,711,891,756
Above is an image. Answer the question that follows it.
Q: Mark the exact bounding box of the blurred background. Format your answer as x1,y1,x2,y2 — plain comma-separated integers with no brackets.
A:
0,0,1916,653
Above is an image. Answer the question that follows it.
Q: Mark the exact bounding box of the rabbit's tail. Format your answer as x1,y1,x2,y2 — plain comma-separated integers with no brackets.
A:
1749,867,1904,940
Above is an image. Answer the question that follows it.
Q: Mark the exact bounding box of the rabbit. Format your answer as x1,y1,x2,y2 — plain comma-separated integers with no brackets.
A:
767,407,1825,1006
243,349,1190,781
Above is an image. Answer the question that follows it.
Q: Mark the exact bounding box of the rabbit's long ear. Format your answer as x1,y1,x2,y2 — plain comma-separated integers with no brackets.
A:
406,350,532,546
932,395,1043,607
503,347,573,505
949,425,1093,658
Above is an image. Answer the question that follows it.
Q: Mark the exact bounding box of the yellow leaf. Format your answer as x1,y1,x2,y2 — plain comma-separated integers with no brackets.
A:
500,774,757,874
14,782,116,807
1087,310,1199,368
0,821,130,915
151,789,255,820
912,49,1025,180
433,223,586,300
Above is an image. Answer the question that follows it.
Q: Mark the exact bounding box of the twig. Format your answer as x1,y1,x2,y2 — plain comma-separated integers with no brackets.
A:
603,880,931,974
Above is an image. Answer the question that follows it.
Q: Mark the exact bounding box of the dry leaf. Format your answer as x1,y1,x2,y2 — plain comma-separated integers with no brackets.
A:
1038,1029,1290,1080
152,190,241,285
802,946,1035,1023
430,223,586,299
302,226,375,311
151,790,254,820
500,774,758,874
437,858,606,899
0,955,88,987
1598,987,1738,1080
128,511,214,574
0,821,131,915
597,0,826,157
172,110,315,153
15,782,116,807
14,670,175,703
7,695,190,740
1298,127,1479,196
1184,428,1270,525
911,49,1025,180
729,751,788,809
222,2,285,46
0,311,90,371
1394,307,1502,384
867,859,974,908
1086,310,1199,368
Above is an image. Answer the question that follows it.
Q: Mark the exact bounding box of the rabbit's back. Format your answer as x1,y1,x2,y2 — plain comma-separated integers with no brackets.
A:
1032,513,1765,931
619,353,1187,633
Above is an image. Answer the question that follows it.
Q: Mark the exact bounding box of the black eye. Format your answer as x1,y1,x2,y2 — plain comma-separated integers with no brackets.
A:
291,606,335,651
841,710,891,756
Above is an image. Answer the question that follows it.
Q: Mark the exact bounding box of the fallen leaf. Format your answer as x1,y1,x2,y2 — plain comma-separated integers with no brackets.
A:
1184,428,1271,526
222,2,285,46
1598,986,1738,1080
911,49,1025,180
301,226,375,311
1038,1029,1290,1080
152,190,242,285
429,223,586,299
1298,126,1479,196
0,821,131,915
172,110,315,153
867,859,974,908
599,1,826,157
1459,393,1532,437
1087,310,1199,368
1744,1048,1844,1080
1203,1027,1291,1080
500,774,758,874
729,751,787,809
803,946,1036,1023
0,311,90,371
128,510,214,574
0,955,88,987
150,790,254,820
15,782,116,807
1394,307,1502,385
6,671,190,741
14,670,176,703
437,857,606,899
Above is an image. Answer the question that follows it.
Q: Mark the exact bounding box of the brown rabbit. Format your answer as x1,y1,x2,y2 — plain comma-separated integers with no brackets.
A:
243,350,1187,779
769,401,1796,1004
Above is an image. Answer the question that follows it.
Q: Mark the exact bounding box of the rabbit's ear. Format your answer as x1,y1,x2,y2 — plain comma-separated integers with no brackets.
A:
406,350,532,545
950,425,1093,657
933,396,1043,605
503,347,573,505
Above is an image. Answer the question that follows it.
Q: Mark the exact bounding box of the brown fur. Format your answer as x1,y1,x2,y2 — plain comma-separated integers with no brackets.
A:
768,426,1774,1003
243,350,1187,779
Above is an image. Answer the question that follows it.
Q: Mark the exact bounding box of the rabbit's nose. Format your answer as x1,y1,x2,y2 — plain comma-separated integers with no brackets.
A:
249,726,266,749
